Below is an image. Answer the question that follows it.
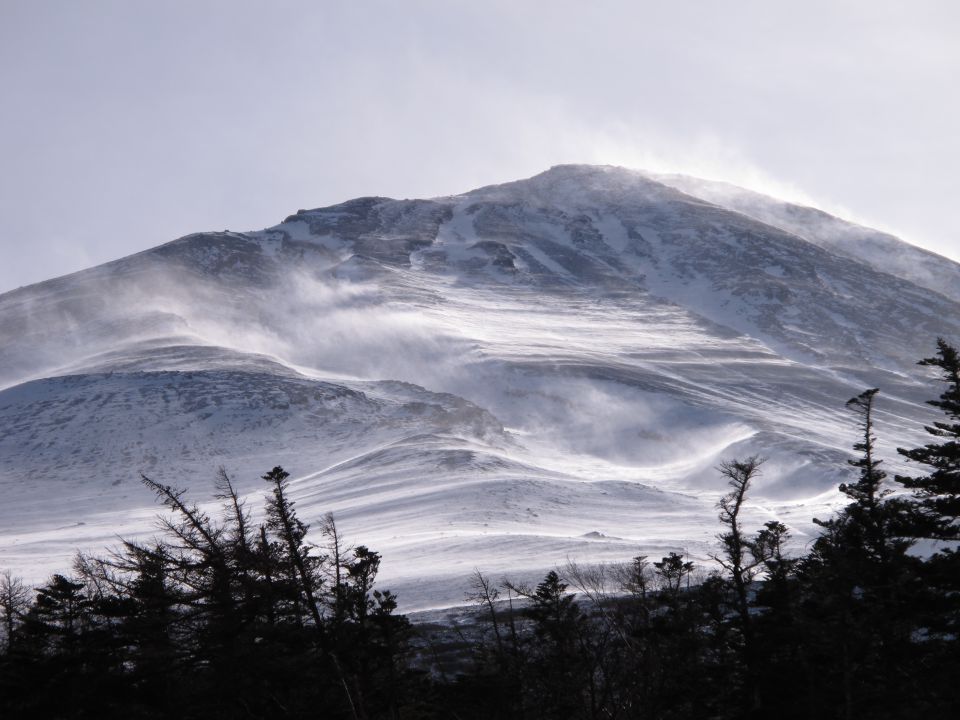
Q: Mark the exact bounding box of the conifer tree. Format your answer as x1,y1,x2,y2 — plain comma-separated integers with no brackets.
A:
894,339,960,707
841,388,914,561
712,456,783,716
897,338,960,541
522,571,587,719
797,387,922,720
653,552,694,598
27,574,90,653
713,457,765,633
263,466,324,628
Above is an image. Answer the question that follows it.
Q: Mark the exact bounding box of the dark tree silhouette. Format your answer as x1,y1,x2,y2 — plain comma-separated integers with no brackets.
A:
897,338,960,541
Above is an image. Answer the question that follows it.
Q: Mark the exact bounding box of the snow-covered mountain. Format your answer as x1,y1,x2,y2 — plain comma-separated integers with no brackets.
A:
1,165,957,609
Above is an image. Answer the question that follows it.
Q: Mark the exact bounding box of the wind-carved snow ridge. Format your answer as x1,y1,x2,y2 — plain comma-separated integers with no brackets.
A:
1,164,958,610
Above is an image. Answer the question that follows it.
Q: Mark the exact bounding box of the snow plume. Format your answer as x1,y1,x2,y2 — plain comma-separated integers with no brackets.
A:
163,269,476,387
0,263,466,390
0,255,770,499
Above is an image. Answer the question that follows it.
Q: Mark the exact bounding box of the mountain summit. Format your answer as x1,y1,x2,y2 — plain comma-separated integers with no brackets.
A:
1,165,957,608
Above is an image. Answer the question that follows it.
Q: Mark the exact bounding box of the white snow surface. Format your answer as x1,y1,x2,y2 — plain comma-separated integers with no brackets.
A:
1,165,957,610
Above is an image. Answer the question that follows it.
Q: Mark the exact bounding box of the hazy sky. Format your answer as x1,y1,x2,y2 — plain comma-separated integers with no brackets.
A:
1,0,959,292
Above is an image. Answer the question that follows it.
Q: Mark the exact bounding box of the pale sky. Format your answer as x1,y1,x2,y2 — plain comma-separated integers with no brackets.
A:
1,0,959,293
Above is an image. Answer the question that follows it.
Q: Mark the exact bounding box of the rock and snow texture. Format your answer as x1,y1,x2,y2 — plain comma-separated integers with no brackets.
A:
1,164,958,609
654,172,960,303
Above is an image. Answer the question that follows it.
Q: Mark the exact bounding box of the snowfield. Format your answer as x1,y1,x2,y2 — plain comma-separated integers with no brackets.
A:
1,165,957,610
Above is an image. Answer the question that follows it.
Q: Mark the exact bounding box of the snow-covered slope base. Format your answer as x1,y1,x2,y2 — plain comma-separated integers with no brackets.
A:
1,165,956,609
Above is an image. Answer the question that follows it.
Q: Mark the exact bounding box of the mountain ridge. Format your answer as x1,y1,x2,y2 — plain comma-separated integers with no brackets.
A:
1,164,957,609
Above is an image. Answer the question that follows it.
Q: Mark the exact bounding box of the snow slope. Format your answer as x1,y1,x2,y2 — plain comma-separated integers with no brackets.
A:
654,172,960,303
1,165,956,609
